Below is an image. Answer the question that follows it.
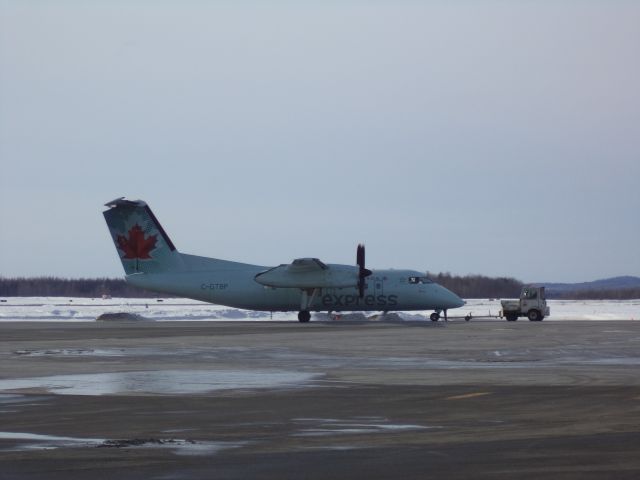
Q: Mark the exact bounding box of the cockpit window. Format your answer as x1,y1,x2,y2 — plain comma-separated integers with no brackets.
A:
408,276,433,284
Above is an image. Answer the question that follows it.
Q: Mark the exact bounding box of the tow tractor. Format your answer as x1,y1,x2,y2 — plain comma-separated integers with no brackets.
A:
454,286,550,322
500,286,549,321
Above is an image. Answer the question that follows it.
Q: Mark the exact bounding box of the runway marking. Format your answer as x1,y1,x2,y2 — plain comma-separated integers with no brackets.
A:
446,392,492,400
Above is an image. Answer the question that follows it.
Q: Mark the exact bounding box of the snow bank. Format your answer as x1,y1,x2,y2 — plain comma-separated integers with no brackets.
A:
0,297,638,322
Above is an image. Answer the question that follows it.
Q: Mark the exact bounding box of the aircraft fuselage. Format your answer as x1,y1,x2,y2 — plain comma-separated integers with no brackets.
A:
126,264,464,312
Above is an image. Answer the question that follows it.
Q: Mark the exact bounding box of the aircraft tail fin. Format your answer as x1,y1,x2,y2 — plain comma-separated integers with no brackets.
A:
103,198,184,275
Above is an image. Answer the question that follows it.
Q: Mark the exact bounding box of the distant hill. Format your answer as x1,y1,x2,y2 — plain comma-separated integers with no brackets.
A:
538,276,640,299
541,276,640,293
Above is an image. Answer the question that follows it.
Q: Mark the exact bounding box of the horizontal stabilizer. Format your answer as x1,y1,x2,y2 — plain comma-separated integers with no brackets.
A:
104,197,148,208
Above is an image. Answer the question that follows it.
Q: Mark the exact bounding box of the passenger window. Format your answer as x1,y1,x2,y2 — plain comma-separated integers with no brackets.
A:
409,277,419,284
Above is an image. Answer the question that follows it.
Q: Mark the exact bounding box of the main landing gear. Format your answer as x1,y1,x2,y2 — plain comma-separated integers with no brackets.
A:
298,288,318,323
430,310,448,322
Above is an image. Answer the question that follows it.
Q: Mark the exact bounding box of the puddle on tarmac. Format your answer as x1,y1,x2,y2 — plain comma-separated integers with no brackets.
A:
0,393,48,412
0,369,319,396
581,357,640,365
0,394,31,404
369,355,640,369
291,417,435,437
0,432,243,455
14,348,128,357
0,432,105,450
172,441,245,456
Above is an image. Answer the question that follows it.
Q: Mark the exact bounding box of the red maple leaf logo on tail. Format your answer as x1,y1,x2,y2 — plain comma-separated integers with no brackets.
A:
117,224,158,259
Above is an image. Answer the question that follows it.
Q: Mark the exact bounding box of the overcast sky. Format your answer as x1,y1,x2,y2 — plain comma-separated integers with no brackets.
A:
1,1,638,283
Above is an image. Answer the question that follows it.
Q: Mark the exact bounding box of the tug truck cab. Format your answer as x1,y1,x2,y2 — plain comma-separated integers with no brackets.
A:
500,286,550,321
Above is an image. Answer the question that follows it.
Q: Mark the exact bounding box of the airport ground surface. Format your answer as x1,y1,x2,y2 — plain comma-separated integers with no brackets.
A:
1,319,640,479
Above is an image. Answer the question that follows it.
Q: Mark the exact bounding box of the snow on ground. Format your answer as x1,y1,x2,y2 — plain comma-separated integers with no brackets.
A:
0,297,279,322
0,297,638,321
459,299,640,321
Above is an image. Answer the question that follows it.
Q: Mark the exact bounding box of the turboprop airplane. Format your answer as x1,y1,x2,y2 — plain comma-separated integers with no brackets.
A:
103,198,465,322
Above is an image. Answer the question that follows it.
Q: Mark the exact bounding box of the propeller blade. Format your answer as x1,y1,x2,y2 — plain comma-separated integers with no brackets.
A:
357,244,365,269
356,244,371,298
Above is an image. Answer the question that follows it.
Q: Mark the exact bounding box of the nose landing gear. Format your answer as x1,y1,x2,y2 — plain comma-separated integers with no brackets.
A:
298,310,311,323
430,310,448,322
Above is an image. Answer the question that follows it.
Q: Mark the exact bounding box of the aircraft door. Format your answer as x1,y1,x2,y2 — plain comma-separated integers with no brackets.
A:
521,287,537,311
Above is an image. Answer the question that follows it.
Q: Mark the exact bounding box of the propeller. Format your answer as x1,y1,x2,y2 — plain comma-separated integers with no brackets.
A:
357,244,372,298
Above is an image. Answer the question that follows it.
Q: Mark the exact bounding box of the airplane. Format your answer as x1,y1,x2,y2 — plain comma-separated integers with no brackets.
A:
103,198,465,322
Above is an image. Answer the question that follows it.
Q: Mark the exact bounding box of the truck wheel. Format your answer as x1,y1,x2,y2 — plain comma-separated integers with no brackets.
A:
528,310,541,321
506,314,518,322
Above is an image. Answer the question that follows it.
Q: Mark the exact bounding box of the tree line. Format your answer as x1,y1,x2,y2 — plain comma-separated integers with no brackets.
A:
0,277,160,298
428,273,523,299
0,276,638,300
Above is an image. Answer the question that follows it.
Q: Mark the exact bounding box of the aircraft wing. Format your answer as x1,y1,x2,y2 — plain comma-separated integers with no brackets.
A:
254,258,359,289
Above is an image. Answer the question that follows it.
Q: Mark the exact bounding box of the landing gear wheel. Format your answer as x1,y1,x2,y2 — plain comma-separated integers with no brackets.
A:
528,310,541,322
298,310,311,323
430,312,440,322
506,314,518,322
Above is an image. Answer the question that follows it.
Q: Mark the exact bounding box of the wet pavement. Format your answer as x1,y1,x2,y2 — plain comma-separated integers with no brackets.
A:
1,320,640,479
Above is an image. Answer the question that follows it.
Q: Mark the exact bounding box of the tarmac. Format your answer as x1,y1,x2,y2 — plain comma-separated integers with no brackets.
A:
1,319,640,479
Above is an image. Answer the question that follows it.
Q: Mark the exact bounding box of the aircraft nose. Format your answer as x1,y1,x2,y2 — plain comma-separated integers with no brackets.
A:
439,286,465,309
